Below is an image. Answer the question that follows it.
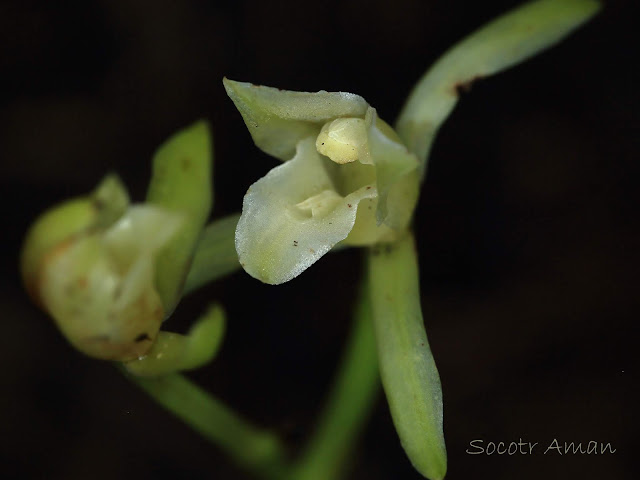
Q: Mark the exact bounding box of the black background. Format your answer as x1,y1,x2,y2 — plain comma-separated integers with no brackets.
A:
1,0,637,479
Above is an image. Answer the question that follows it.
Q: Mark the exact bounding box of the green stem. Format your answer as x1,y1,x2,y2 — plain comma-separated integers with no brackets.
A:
289,275,380,480
126,372,290,480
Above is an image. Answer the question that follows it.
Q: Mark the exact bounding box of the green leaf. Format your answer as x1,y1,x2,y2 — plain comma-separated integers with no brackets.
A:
146,120,213,314
368,233,446,480
224,78,369,161
395,0,601,177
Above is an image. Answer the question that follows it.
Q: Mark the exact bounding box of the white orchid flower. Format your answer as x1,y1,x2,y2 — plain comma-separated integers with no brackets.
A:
21,176,183,360
225,79,420,284
20,121,228,375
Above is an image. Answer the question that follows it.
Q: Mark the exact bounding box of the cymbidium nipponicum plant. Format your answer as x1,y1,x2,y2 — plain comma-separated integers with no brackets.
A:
20,1,600,479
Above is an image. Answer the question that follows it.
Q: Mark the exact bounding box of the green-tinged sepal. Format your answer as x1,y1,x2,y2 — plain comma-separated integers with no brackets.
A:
147,120,213,315
21,176,183,360
124,303,226,377
223,78,369,161
396,0,601,177
364,108,420,230
368,233,446,480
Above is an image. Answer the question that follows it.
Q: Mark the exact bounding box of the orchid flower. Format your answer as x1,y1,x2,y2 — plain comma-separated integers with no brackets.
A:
226,0,601,289
20,121,226,374
20,175,182,360
225,79,420,284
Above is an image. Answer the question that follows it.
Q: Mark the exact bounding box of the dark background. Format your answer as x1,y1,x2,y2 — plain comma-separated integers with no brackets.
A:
1,0,636,479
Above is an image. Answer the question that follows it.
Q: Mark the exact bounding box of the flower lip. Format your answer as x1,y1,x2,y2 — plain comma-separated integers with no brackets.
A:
235,137,378,285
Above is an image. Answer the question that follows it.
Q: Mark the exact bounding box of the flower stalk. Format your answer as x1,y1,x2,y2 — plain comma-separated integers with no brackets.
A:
127,372,291,480
290,275,380,480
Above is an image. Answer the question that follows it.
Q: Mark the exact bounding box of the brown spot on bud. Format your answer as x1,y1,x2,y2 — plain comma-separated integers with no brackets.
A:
135,333,151,343
453,75,484,96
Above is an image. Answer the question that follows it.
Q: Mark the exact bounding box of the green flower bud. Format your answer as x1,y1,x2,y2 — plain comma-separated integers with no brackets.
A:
21,176,182,360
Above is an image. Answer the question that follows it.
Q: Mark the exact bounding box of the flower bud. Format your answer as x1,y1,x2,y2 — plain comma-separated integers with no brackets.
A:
21,176,182,360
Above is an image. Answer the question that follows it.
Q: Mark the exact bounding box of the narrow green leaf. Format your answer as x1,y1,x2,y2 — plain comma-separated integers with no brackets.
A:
146,120,213,314
395,0,601,176
368,233,446,480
